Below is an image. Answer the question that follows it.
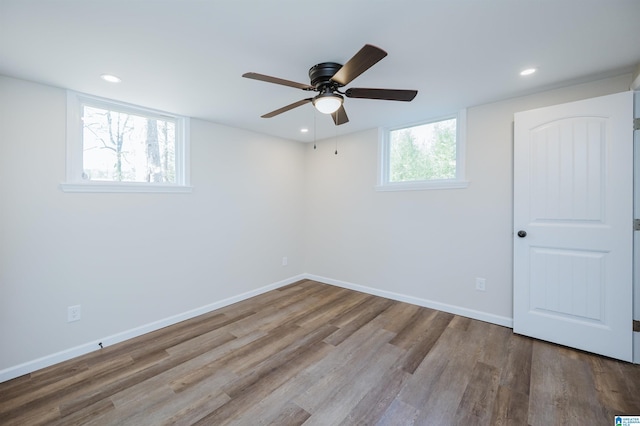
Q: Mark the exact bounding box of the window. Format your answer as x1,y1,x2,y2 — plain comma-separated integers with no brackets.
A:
61,91,191,193
377,110,468,191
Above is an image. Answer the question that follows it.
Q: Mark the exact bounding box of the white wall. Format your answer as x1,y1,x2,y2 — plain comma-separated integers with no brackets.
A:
0,76,306,374
304,74,633,323
1,72,634,379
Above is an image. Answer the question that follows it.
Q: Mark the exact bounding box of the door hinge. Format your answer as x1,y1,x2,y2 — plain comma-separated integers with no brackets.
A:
635,118,640,131
634,219,640,231
634,320,640,332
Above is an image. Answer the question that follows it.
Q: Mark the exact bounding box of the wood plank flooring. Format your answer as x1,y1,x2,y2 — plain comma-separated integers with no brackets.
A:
1,279,639,425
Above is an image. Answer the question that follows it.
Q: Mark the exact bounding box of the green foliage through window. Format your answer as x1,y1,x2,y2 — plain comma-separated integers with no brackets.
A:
389,118,456,182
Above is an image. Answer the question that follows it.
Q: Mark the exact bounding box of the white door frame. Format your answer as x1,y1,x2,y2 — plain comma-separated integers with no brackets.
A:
634,90,640,364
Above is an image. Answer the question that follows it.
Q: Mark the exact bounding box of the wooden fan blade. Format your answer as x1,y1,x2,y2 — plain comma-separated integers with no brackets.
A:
345,88,417,101
261,98,313,118
243,72,313,90
331,105,349,125
330,44,387,86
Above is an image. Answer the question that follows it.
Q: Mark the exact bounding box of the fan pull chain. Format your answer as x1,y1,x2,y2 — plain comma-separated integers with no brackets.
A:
335,109,340,155
313,111,317,150
335,125,338,155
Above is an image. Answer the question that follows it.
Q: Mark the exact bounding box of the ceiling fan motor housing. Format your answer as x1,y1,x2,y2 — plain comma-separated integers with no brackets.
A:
309,62,343,89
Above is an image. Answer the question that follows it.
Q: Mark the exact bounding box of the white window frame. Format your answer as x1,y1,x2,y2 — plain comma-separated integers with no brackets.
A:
61,91,192,193
376,109,469,191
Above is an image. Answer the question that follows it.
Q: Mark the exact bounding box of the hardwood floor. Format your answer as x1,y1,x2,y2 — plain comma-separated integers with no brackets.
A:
1,280,639,425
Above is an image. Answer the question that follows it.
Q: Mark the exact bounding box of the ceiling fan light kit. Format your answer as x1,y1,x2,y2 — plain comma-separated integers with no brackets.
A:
312,91,343,114
242,44,418,126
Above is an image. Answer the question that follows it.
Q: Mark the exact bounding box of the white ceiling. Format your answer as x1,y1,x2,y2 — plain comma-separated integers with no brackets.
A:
1,0,639,142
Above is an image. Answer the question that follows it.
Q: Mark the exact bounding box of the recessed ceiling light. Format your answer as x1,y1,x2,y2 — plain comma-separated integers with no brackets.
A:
520,68,537,76
300,128,309,133
100,74,121,83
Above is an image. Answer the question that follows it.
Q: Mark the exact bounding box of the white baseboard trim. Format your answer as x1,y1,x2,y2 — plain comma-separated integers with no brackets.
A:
1,273,517,383
0,274,306,384
304,274,514,329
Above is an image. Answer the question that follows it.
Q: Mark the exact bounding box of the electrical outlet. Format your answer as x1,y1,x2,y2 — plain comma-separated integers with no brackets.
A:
282,256,288,266
68,305,81,322
475,278,486,292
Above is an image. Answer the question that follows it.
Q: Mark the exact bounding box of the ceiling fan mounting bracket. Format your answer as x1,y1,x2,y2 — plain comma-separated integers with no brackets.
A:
309,62,344,90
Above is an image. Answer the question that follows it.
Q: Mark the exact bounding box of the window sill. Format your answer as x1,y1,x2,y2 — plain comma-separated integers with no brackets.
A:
60,182,193,193
375,180,469,192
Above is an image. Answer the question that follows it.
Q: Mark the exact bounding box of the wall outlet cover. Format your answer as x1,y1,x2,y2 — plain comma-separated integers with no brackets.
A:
68,305,81,322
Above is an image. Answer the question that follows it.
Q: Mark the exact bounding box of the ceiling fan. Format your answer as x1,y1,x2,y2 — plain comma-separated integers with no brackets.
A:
242,44,418,125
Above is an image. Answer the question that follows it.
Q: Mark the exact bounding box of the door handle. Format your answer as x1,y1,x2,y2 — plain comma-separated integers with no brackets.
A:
517,230,527,238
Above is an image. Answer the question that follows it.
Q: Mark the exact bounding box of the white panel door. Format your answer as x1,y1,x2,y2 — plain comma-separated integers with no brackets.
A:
513,91,633,361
